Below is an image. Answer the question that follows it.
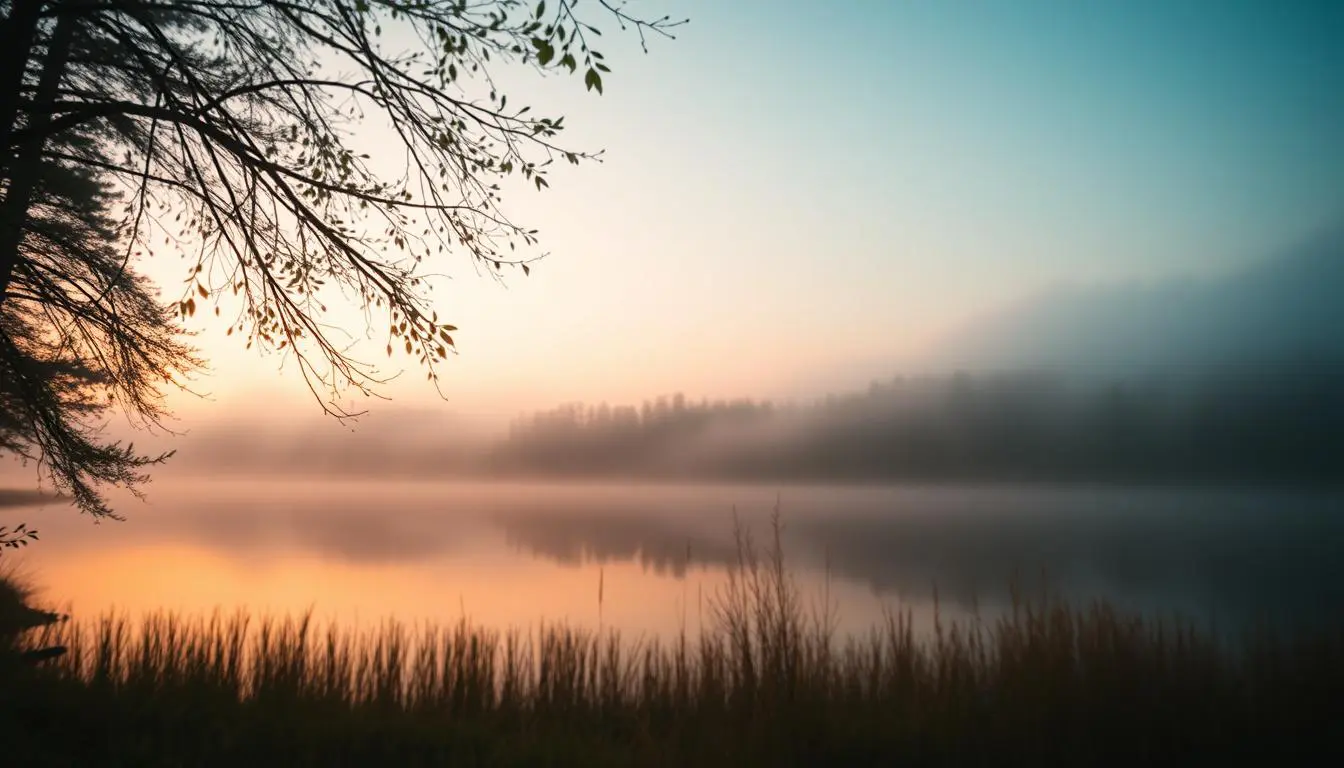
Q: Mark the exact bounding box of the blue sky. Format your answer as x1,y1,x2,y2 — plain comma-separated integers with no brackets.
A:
164,0,1344,422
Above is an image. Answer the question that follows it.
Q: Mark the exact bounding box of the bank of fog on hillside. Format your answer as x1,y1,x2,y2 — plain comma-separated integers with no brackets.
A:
166,365,1344,485
486,367,1344,483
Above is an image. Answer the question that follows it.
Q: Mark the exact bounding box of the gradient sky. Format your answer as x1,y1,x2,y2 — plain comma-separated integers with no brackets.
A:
146,0,1344,425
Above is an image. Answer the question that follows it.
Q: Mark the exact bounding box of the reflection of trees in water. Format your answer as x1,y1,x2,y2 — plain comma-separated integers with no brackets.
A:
34,479,1344,631
497,497,1344,630
498,512,737,578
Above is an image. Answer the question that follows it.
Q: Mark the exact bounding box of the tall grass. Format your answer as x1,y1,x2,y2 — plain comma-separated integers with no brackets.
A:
3,513,1341,765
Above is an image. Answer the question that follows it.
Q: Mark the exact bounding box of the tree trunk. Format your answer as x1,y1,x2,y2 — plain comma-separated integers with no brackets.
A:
0,0,43,160
0,2,75,306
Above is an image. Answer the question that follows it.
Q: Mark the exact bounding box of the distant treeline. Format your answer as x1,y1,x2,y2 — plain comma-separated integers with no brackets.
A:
485,365,1344,484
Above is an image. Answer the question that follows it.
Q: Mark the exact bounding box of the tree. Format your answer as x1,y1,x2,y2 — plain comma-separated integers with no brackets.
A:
0,0,683,524
2,122,200,521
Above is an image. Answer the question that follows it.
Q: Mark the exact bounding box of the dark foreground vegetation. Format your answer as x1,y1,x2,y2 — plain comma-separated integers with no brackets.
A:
3,522,1342,766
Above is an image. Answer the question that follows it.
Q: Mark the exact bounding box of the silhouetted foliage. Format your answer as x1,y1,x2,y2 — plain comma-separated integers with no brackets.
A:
0,522,38,550
1,124,200,522
0,0,683,520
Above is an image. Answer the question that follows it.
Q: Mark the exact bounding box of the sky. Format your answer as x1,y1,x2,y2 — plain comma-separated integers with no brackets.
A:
144,0,1344,427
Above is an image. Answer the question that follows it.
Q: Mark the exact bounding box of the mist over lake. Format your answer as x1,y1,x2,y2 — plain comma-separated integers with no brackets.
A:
9,228,1344,645
4,1,1344,762
10,477,1341,641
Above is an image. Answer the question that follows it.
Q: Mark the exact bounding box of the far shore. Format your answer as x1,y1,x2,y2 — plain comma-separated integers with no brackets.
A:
0,488,58,509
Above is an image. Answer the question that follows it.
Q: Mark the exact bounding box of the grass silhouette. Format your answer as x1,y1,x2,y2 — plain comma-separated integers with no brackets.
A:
2,513,1340,765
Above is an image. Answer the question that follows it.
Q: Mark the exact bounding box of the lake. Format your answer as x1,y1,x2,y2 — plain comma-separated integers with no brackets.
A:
6,478,1343,641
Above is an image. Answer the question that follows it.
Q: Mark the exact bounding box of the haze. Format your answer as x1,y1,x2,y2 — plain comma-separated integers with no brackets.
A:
118,0,1344,425
3,0,1343,638
6,3,1344,761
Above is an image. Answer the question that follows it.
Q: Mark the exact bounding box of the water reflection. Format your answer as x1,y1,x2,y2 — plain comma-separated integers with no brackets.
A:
493,484,1344,630
499,511,734,578
10,479,1344,637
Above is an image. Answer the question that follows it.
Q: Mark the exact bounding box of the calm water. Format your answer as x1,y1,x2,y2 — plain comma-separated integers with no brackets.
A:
6,478,1343,640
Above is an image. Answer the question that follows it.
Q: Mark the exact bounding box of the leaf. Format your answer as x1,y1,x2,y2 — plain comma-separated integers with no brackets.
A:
531,38,554,66
584,68,603,94
522,263,531,276
560,53,577,73
535,0,545,19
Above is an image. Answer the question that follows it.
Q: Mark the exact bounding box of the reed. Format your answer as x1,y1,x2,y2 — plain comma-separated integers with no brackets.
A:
2,514,1340,765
